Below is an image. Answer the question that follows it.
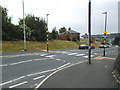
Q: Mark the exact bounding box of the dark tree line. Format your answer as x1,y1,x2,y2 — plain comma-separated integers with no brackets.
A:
2,6,49,41
1,6,79,42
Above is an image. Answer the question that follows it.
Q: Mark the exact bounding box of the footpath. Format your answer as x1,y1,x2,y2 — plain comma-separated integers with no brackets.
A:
39,51,119,89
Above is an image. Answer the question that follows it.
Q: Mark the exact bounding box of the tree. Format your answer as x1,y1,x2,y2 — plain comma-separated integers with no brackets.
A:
59,27,66,34
19,14,47,41
51,27,58,39
65,32,72,41
2,6,21,41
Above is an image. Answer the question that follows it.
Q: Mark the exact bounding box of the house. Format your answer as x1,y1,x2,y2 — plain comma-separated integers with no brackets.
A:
57,27,80,41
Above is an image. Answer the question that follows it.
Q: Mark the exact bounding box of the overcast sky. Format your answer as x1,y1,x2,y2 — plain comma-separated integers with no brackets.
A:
0,0,119,35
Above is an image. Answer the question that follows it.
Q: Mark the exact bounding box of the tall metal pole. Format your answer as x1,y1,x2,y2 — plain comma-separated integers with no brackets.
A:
103,12,107,56
23,0,26,51
88,0,91,64
46,14,49,52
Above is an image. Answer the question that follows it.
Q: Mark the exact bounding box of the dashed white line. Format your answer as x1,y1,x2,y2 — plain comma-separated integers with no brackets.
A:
68,53,78,55
40,54,47,56
27,69,56,77
0,64,8,67
33,75,45,80
55,59,61,61
0,76,26,86
9,81,27,88
45,55,55,58
0,80,12,86
75,54,85,56
33,58,48,61
9,59,32,66
12,76,25,82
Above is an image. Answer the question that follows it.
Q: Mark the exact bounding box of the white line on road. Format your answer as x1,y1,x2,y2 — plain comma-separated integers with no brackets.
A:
0,80,12,86
33,58,48,61
0,64,8,67
55,59,61,61
40,54,47,56
57,62,71,69
75,54,85,56
83,55,94,58
9,59,32,66
27,69,56,77
0,76,26,86
12,76,25,82
68,53,78,56
33,75,45,81
45,55,56,58
9,81,27,88
35,60,87,89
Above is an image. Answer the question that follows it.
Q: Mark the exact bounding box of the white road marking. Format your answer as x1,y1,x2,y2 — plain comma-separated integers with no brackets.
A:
45,55,55,58
0,76,26,86
9,81,27,88
61,52,70,54
35,60,87,89
68,53,78,55
12,76,25,82
94,53,98,55
83,55,94,58
40,54,47,56
0,80,12,86
9,59,32,66
33,58,48,61
33,75,45,80
75,54,85,56
57,62,71,69
27,69,56,77
55,59,61,61
0,64,8,67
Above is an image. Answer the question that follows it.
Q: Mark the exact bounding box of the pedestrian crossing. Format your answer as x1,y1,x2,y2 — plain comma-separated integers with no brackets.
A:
42,51,99,59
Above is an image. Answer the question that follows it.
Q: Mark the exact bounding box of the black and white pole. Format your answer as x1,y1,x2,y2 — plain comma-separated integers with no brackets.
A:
46,14,49,52
103,12,107,56
23,0,26,51
88,0,91,64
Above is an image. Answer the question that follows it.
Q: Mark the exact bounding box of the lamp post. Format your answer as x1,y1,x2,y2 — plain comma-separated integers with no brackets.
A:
103,12,107,56
22,0,26,51
88,0,91,64
46,14,49,52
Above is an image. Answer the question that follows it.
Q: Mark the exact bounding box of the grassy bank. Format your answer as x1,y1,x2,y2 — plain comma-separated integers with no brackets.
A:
2,40,100,52
2,40,79,52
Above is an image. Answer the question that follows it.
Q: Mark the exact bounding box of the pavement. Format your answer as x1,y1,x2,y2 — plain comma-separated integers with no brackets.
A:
39,50,119,88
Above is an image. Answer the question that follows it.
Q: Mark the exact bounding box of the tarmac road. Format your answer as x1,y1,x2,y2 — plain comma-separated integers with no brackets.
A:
1,46,119,89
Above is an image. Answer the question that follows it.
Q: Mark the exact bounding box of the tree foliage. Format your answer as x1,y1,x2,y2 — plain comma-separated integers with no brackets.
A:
51,27,58,39
2,6,21,41
19,14,47,41
59,27,66,34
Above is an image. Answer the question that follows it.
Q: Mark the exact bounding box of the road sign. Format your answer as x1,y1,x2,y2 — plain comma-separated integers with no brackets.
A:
103,31,107,34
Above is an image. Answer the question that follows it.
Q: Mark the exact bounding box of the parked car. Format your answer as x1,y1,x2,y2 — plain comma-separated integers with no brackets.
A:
79,44,88,49
99,45,110,48
90,45,95,49
99,45,104,48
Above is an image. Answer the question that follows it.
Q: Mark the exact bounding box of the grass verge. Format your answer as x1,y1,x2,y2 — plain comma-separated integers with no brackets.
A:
2,40,79,52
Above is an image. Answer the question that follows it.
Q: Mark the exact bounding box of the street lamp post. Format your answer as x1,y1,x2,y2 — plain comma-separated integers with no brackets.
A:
23,0,26,51
88,0,91,64
46,14,49,52
103,12,107,56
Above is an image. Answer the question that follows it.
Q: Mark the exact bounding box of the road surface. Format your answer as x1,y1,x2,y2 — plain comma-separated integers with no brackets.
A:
1,46,119,88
